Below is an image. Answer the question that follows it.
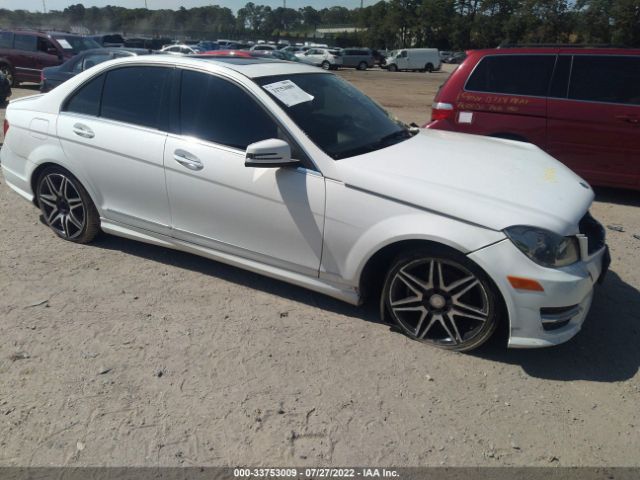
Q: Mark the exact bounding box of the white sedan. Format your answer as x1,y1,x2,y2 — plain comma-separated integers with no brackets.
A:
0,55,609,351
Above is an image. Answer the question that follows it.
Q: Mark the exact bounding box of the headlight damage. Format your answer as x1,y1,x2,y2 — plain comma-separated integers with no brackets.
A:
504,226,580,268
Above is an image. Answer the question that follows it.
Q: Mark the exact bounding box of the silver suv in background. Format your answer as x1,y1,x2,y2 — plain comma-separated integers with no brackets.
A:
340,48,375,70
296,48,343,70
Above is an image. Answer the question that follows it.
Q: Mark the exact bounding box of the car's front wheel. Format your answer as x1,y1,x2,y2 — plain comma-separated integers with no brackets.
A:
321,61,331,70
382,248,500,351
357,61,368,70
0,63,15,87
36,167,100,243
387,64,398,72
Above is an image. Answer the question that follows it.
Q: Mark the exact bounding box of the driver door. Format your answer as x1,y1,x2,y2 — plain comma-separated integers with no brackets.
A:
164,69,325,276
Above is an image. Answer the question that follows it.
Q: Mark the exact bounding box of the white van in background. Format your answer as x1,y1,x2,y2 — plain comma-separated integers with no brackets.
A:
384,48,441,72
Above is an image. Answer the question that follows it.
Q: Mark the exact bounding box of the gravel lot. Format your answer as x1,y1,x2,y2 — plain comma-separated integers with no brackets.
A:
0,66,639,467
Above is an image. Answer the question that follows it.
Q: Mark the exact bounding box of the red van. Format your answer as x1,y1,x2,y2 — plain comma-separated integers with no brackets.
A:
426,47,640,190
0,30,101,86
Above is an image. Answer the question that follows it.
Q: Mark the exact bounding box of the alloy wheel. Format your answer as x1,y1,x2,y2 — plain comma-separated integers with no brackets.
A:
38,173,86,240
387,257,491,348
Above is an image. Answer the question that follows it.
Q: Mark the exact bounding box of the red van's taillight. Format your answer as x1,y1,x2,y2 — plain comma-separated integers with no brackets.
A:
3,119,8,137
431,102,455,122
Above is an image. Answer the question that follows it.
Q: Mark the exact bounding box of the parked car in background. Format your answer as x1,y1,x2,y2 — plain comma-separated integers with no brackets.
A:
341,48,375,70
384,48,441,72
90,34,125,47
427,47,640,190
124,37,171,50
160,44,204,54
296,47,343,70
0,30,102,86
280,46,305,54
444,51,467,64
250,44,277,52
250,50,301,62
40,48,154,92
197,41,219,51
439,50,452,61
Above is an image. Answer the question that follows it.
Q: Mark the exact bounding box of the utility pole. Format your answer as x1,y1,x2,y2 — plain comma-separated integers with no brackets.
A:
42,0,46,13
145,0,148,8
360,0,364,8
283,0,286,8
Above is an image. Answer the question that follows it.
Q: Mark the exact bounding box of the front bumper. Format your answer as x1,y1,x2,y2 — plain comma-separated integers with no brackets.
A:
469,239,608,348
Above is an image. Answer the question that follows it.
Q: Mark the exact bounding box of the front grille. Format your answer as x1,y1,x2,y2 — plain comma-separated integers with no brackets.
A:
579,212,606,255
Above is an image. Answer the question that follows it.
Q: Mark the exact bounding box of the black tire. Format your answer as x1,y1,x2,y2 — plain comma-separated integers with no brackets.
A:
36,166,100,244
357,61,368,70
381,247,501,352
425,63,434,73
388,64,398,72
0,63,15,87
321,61,331,70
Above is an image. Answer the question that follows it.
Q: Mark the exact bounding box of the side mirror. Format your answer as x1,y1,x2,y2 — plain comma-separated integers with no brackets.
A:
245,139,298,168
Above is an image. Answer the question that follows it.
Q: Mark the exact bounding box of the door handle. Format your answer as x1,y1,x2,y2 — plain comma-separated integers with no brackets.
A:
72,123,94,138
173,149,203,171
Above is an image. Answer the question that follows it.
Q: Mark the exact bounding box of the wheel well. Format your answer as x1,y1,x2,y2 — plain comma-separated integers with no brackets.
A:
30,162,82,207
359,240,460,306
358,239,509,338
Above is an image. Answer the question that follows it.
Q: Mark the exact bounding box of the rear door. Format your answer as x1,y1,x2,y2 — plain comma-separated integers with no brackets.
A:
33,36,62,73
456,53,556,147
547,54,640,188
57,65,173,234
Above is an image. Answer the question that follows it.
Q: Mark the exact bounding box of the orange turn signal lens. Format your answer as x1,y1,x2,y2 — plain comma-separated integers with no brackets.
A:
507,276,544,292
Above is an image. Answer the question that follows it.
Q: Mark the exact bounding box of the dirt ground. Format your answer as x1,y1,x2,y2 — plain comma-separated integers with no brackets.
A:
1,66,639,468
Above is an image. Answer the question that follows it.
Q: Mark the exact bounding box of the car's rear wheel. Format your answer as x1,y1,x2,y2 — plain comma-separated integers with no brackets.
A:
381,248,500,351
425,63,434,73
357,61,368,70
388,64,398,72
0,64,15,87
321,61,331,70
36,167,100,244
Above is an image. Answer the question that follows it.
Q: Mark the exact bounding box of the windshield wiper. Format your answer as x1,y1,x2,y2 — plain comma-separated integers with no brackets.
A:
377,128,413,148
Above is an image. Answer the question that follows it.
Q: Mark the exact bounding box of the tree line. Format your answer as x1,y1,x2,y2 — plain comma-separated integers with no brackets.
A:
0,0,638,50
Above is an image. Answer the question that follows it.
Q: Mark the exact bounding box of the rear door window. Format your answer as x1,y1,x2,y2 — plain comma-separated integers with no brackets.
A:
466,55,556,97
101,66,172,129
14,34,37,52
568,55,640,105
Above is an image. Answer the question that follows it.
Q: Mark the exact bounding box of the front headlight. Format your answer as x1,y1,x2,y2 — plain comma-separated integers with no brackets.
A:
504,226,580,268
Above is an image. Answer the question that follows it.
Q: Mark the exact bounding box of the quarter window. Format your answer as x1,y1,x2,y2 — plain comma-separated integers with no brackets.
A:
466,55,556,97
100,66,171,129
568,56,640,105
179,70,278,150
64,74,105,116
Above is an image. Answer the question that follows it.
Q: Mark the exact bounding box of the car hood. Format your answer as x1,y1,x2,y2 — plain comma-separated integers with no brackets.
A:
336,129,594,235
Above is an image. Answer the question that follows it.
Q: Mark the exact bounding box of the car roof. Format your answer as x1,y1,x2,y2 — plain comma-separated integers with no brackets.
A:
105,53,322,78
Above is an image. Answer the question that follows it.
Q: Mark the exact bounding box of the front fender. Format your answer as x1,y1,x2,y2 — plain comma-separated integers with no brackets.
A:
321,180,505,287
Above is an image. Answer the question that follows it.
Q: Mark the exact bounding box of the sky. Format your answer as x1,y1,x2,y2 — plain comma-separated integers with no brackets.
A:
2,0,366,12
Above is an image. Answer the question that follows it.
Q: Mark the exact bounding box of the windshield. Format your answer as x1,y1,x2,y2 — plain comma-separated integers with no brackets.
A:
52,35,102,54
256,73,411,160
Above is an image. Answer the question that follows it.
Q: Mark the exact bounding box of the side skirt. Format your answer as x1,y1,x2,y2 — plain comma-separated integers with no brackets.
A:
100,219,361,306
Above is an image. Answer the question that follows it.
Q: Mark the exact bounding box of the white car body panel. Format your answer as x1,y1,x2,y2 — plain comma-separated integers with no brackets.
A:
0,55,607,348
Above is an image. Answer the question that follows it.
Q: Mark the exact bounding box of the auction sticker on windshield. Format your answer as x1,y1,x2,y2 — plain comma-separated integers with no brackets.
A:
262,80,314,107
56,38,73,50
